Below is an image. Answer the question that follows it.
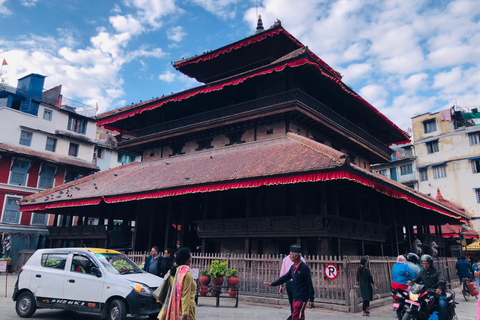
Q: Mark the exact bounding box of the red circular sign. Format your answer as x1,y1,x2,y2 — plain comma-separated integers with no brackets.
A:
325,264,338,280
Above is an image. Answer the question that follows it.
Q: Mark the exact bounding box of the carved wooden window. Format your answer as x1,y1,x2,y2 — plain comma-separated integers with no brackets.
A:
2,196,21,224
226,131,245,146
170,142,185,156
196,138,214,151
38,164,56,189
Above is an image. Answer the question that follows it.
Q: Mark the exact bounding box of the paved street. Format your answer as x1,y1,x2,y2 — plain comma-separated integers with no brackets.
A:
1,273,477,320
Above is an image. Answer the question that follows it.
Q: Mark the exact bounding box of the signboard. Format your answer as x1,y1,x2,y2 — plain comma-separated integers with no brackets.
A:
324,264,338,280
191,268,199,280
0,261,6,273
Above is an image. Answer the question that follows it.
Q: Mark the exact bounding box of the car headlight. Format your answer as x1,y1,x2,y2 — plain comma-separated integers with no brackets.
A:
130,282,152,295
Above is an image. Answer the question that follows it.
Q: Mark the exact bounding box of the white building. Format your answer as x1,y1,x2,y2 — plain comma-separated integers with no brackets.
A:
0,73,98,264
412,107,480,231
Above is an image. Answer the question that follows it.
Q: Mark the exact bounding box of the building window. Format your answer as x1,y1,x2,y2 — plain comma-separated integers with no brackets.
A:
423,119,437,133
45,137,57,152
169,142,185,156
426,140,439,154
390,167,397,181
117,153,135,164
43,109,53,121
469,132,480,146
2,196,21,224
377,169,387,176
196,138,214,151
476,189,480,203
433,165,447,179
31,213,48,225
472,159,480,174
94,147,103,159
65,169,81,183
419,168,428,181
226,131,245,146
67,115,87,134
19,130,32,147
68,143,79,157
9,158,30,186
400,164,413,175
38,164,56,189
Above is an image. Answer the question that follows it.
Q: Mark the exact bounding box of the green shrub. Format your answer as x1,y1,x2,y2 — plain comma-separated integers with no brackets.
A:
209,260,227,280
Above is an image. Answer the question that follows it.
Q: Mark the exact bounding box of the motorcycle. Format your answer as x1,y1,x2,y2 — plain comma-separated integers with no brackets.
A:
392,287,409,320
401,283,457,320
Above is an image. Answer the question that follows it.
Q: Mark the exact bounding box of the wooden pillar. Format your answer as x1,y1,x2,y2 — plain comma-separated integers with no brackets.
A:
180,198,188,248
53,214,58,227
77,214,83,226
393,207,399,256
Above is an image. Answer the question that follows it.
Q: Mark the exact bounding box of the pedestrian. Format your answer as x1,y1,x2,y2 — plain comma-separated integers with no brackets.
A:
264,244,314,320
473,260,480,290
391,255,415,290
356,257,378,316
279,245,306,320
159,247,196,320
160,248,175,277
143,246,164,277
456,256,474,291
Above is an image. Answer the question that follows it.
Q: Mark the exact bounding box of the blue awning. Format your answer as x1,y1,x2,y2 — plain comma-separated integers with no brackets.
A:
467,156,480,160
417,165,428,169
474,187,480,190
420,137,439,144
429,162,445,167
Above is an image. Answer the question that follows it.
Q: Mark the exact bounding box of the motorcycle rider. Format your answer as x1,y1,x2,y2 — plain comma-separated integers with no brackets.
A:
406,253,421,276
408,254,447,320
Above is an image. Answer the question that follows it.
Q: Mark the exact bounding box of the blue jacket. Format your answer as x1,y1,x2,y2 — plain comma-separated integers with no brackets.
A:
143,254,164,277
272,262,315,302
392,263,416,284
456,260,473,280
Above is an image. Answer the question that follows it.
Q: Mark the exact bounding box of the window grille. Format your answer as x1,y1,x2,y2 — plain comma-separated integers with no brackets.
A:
472,160,480,174
400,164,413,175
67,116,87,134
426,141,439,154
45,137,57,152
469,132,480,146
2,197,21,224
9,159,30,186
68,143,79,157
476,189,480,203
31,213,48,225
19,130,32,146
433,165,447,179
38,164,56,189
419,168,428,181
377,169,387,176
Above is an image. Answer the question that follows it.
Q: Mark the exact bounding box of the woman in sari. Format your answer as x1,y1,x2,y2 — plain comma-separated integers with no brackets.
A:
159,247,196,320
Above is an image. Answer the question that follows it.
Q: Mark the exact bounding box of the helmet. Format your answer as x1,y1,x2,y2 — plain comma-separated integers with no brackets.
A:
407,253,419,263
420,254,433,264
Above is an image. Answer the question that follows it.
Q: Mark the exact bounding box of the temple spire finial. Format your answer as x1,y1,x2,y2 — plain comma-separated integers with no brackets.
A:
255,15,264,34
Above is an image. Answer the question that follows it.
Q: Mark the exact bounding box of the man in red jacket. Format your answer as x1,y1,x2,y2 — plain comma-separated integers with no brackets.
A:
264,245,315,320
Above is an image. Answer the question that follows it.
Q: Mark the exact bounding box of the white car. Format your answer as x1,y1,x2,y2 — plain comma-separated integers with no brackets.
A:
12,248,163,320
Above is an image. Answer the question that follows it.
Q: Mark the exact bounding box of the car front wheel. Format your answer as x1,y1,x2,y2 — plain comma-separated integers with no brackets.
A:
15,291,37,318
108,299,126,320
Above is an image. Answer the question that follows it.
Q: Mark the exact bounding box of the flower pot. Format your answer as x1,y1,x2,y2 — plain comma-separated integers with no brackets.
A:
227,275,239,287
212,276,224,286
199,275,211,286
228,288,238,298
199,286,209,296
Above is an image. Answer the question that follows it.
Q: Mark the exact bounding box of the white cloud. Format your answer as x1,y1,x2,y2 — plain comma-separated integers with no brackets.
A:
340,63,372,82
109,14,143,35
0,0,11,15
159,70,176,82
124,0,179,29
359,84,388,109
20,0,38,7
399,73,429,93
191,0,242,20
167,26,186,42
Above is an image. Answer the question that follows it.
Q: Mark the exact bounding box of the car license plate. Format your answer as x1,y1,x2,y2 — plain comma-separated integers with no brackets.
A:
392,303,400,309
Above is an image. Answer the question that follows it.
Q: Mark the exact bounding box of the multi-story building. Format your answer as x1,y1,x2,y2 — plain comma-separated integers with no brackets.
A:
413,106,480,231
371,143,418,190
0,73,98,264
21,20,470,257
94,128,141,172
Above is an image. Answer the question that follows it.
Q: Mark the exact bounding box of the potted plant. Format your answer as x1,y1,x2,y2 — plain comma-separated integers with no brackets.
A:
199,269,211,286
0,257,11,266
209,260,227,286
228,287,238,298
226,268,239,287
199,286,209,296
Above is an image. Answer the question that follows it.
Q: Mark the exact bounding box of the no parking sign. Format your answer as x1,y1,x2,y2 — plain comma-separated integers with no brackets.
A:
324,264,338,280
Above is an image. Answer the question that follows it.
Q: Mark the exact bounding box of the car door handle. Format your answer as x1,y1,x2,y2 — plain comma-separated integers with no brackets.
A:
68,279,75,283
35,274,41,278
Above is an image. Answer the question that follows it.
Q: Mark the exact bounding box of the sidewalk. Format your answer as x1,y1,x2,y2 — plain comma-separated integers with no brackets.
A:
1,272,477,320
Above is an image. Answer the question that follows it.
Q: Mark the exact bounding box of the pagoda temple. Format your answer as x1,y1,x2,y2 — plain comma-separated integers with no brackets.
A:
20,19,470,256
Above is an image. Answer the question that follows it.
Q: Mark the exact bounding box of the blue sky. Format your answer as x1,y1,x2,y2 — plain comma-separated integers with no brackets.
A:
0,0,479,132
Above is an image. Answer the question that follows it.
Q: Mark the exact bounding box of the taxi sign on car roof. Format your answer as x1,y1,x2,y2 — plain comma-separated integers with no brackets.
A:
71,248,121,254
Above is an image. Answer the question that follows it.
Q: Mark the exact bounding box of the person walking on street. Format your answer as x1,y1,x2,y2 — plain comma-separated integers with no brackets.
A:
473,260,480,290
279,245,306,320
159,247,196,320
264,244,314,320
356,257,378,316
143,246,164,277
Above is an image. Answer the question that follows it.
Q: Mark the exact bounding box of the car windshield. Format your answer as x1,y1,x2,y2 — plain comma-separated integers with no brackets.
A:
95,252,142,275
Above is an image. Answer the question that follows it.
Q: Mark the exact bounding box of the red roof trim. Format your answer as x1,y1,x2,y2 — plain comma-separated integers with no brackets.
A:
20,198,102,212
97,58,409,141
174,29,303,71
19,171,465,221
100,171,462,221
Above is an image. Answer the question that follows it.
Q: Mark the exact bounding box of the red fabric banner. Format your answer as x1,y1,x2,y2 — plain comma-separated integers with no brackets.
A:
20,198,102,212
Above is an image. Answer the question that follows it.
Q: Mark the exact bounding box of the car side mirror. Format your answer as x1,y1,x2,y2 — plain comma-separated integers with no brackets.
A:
91,267,102,278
